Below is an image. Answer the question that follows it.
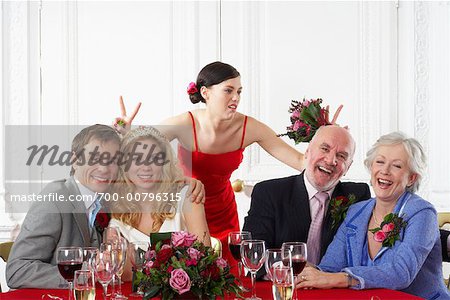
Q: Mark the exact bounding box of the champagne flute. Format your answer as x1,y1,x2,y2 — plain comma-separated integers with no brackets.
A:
240,240,266,300
264,248,283,281
128,241,149,297
56,247,83,300
73,270,95,300
272,265,294,300
228,231,252,291
111,237,128,299
281,242,307,300
93,243,115,300
103,226,121,297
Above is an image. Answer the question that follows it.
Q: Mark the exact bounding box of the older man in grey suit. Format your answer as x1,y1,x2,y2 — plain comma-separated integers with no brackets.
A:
6,124,120,289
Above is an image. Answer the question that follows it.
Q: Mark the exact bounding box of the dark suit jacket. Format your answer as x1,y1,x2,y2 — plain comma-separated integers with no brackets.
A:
440,229,450,262
242,172,371,277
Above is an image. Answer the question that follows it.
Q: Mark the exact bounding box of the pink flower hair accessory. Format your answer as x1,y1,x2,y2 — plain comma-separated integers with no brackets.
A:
187,82,198,95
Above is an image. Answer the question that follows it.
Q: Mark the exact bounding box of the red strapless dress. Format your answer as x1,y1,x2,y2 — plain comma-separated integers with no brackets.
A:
178,112,247,264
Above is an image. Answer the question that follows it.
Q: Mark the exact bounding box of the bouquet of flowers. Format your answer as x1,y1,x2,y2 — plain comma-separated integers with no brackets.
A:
278,98,332,144
135,231,242,300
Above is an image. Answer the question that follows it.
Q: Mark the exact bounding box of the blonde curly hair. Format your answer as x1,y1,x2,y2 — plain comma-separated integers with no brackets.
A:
111,127,185,232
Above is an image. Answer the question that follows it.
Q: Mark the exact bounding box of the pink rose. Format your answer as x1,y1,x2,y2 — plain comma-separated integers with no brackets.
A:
169,268,191,295
144,260,154,271
302,99,311,107
172,231,197,247
145,249,156,260
187,247,202,260
291,110,300,119
382,222,395,233
293,120,303,131
374,230,387,242
187,82,198,95
216,257,228,269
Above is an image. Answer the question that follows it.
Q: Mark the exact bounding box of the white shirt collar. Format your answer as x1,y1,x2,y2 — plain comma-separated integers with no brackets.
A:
303,173,335,200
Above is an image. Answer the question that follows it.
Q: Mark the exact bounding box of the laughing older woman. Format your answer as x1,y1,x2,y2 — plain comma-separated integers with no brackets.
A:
297,132,450,299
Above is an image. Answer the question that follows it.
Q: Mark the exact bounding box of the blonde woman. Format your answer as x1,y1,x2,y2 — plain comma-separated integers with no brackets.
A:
109,126,210,281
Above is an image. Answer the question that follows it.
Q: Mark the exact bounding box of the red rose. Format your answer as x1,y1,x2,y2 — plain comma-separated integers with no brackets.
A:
95,210,110,231
335,196,348,205
156,248,173,264
202,264,220,281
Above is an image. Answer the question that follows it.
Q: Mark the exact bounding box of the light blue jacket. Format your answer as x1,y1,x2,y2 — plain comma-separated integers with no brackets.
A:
319,192,450,300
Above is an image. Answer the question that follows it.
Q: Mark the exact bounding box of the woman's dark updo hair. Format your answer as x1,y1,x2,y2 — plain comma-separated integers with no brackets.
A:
189,61,240,104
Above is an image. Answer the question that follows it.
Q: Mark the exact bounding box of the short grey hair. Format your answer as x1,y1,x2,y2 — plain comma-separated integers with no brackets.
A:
364,131,426,193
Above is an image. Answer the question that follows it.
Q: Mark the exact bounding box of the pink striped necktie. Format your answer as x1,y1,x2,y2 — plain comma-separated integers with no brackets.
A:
307,191,329,265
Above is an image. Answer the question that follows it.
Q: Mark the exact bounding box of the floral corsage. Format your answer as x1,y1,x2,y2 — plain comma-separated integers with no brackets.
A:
369,213,407,247
94,210,111,234
330,194,357,230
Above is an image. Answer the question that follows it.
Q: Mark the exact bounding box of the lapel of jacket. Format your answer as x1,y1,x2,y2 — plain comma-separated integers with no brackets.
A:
290,173,312,241
320,182,343,255
344,199,375,267
66,177,91,246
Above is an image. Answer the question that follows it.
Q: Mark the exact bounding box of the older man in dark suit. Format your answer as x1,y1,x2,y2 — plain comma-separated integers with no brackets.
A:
243,125,371,273
6,124,121,289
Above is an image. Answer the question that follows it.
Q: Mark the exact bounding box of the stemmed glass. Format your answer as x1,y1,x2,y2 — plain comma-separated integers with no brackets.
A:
272,265,295,300
228,231,252,291
128,241,149,297
264,248,283,281
73,270,96,300
240,240,266,300
103,226,124,299
56,246,83,300
281,242,307,300
93,243,115,300
82,247,98,271
111,237,128,299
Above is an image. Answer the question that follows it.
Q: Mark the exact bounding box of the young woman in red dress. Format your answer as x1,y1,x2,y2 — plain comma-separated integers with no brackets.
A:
115,61,341,264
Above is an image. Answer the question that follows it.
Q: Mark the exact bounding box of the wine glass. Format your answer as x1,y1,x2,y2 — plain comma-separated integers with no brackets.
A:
56,246,83,300
264,248,283,281
128,241,149,297
240,240,266,300
111,237,128,299
272,265,294,300
228,231,252,291
281,242,307,300
93,243,115,300
73,270,95,300
82,247,98,271
103,226,121,242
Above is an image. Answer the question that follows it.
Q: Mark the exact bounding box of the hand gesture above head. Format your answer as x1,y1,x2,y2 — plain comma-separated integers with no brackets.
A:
113,96,142,135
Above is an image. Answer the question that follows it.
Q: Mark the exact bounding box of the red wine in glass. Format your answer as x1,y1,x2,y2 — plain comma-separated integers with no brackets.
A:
57,261,83,282
282,257,306,276
229,243,241,261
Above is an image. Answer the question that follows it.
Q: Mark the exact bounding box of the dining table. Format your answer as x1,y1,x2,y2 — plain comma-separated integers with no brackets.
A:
2,276,423,300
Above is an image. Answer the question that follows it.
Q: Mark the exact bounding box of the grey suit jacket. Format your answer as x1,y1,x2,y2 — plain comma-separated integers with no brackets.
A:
6,177,102,289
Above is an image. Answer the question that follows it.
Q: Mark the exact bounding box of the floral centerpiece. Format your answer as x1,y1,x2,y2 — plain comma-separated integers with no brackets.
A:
135,231,242,300
278,98,332,144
